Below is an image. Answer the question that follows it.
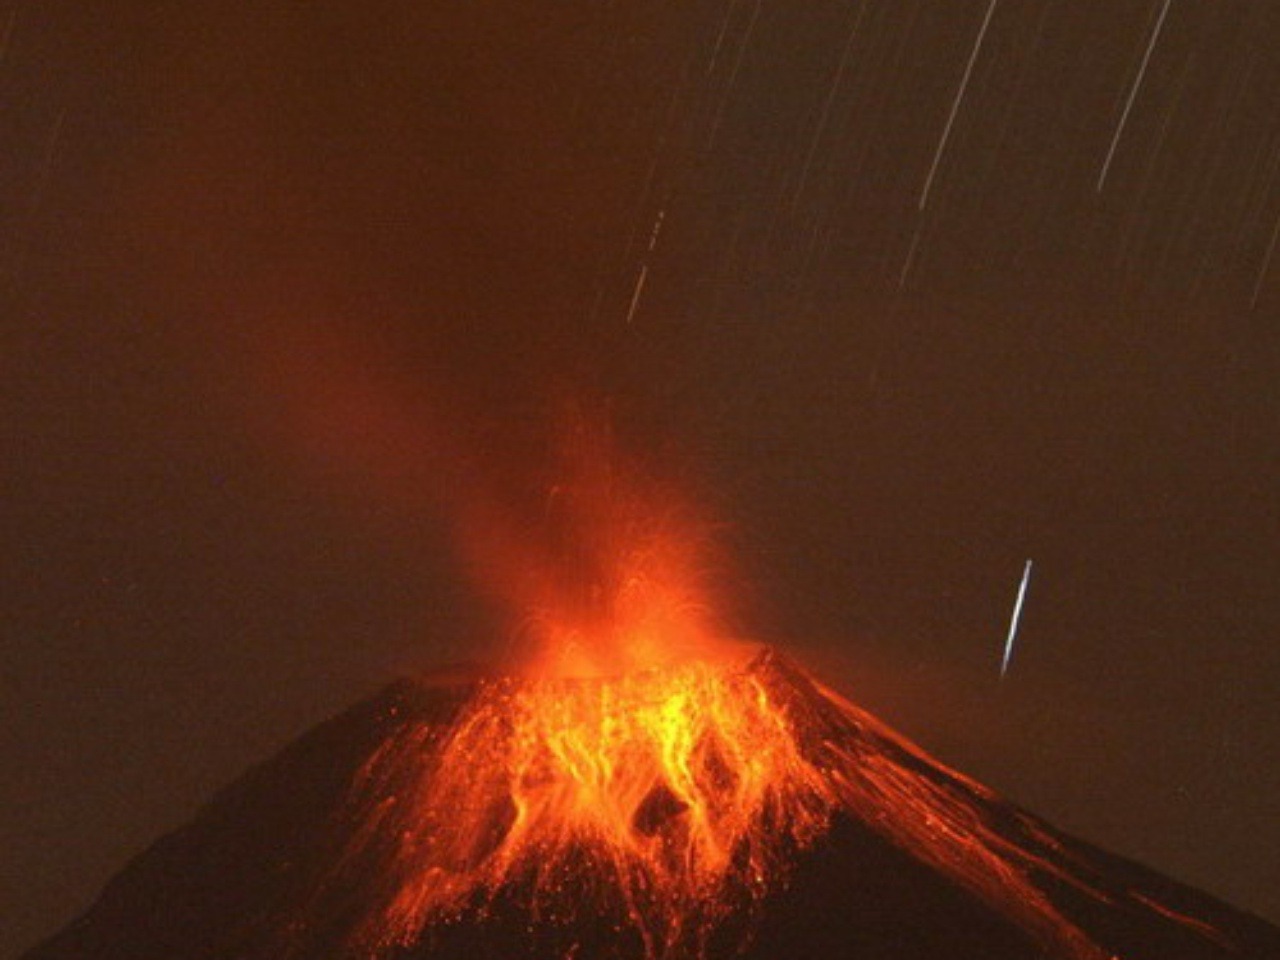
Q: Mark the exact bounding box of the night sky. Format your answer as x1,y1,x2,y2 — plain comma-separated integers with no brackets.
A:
3,1,1279,955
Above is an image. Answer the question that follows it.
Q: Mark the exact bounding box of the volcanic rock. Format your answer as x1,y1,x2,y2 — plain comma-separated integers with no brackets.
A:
24,651,1280,960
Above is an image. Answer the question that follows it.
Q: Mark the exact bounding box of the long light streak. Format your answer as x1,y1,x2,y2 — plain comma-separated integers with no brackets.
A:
1001,559,1033,680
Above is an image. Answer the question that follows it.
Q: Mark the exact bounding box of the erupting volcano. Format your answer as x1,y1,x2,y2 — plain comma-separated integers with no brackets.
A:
27,645,1280,960
337,647,1113,960
25,423,1280,960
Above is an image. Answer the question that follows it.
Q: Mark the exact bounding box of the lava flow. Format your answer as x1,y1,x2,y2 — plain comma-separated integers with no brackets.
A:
303,418,1121,959
335,646,1126,960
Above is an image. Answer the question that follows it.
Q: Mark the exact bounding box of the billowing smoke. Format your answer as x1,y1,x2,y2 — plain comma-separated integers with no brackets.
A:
117,1,728,667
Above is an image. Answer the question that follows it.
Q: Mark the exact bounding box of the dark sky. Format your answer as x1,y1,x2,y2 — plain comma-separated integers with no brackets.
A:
3,1,1279,955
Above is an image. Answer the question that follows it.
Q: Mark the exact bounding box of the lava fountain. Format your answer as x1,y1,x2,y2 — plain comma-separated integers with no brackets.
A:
246,328,1226,958
20,378,1268,960
303,422,1124,960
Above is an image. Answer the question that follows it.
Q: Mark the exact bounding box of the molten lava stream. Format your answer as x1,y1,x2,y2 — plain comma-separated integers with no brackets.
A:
334,647,1113,960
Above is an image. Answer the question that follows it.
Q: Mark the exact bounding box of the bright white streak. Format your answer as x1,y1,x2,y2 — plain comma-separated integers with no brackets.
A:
918,0,999,211
624,264,649,325
625,209,666,325
1097,0,1173,193
1001,559,1033,680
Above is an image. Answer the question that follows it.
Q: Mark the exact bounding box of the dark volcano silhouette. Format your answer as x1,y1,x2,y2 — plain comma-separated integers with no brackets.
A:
24,652,1280,960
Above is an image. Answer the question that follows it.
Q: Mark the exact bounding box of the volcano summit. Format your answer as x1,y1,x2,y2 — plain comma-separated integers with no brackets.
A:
25,648,1280,960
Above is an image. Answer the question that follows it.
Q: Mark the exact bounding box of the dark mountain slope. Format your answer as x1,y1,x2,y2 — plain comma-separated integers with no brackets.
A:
25,658,1280,960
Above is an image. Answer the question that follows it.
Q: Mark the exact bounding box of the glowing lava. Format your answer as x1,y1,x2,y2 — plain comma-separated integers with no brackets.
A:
336,649,1114,960
300,418,1119,958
